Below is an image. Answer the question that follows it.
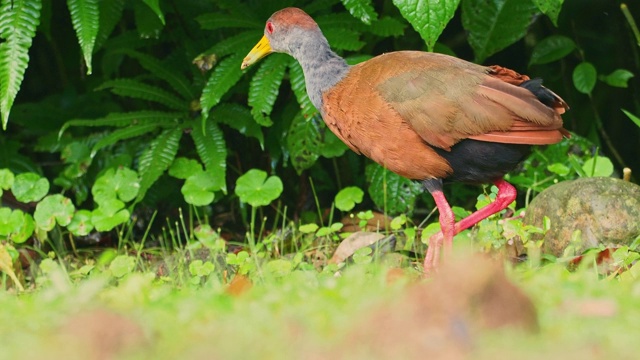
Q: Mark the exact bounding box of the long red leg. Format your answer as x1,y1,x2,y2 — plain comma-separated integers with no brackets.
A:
423,178,517,274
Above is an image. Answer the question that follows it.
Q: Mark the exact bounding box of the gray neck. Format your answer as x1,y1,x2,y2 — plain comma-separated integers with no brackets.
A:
289,30,349,111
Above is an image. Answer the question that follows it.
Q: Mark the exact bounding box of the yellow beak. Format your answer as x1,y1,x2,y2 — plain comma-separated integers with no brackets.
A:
241,35,273,69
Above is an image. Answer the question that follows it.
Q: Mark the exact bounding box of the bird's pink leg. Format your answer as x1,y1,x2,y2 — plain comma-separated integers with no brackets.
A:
423,179,517,274
423,189,456,274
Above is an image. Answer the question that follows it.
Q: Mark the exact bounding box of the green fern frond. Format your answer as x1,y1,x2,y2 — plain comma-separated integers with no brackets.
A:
287,112,322,174
90,123,159,157
288,61,318,120
94,0,125,52
248,54,288,127
316,13,366,31
200,54,243,121
369,17,406,37
212,103,264,148
98,79,188,111
341,0,378,25
323,28,365,51
140,0,165,25
0,0,42,130
136,127,181,203
118,49,194,100
203,30,262,59
59,111,183,138
191,120,227,193
306,0,341,14
197,13,262,31
67,0,99,75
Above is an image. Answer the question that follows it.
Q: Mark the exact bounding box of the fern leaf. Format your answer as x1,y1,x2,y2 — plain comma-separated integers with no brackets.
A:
200,54,243,121
288,61,318,119
59,111,183,138
136,127,181,203
98,79,188,111
322,28,365,51
118,49,194,100
67,0,99,75
316,13,366,32
140,0,164,25
196,13,262,31
212,103,264,148
94,0,125,52
341,0,378,25
248,54,288,127
191,120,227,193
370,17,406,37
202,30,262,59
90,123,159,157
287,112,322,174
0,0,42,130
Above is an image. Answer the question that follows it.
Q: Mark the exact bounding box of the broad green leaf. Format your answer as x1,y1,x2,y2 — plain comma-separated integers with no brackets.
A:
365,163,423,215
532,0,564,26
582,156,614,177
289,61,318,119
572,61,597,95
0,0,42,130
136,128,181,203
235,169,283,207
97,79,188,111
547,163,570,176
11,172,49,203
392,0,460,51
341,0,378,25
335,186,365,212
462,0,539,63
196,12,262,30
201,54,244,121
600,69,634,88
67,0,99,74
92,167,140,205
92,199,129,231
248,54,289,127
622,109,640,129
299,223,319,234
181,171,217,206
0,209,34,244
109,255,136,278
287,113,322,174
212,103,265,148
90,123,160,157
191,120,227,193
59,111,182,138
34,194,75,231
0,168,14,190
369,16,406,37
169,157,203,180
529,35,575,65
67,210,94,236
141,0,164,24
319,130,349,158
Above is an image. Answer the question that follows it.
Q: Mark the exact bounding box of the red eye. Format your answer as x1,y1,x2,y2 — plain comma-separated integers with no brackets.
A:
266,22,274,34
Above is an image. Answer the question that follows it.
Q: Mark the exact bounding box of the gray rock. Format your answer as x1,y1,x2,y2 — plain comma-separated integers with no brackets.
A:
524,177,640,256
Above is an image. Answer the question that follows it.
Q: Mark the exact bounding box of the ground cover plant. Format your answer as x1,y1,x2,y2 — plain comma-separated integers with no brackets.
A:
1,0,640,358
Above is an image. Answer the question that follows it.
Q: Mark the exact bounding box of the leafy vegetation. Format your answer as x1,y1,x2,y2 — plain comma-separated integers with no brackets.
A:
1,1,640,354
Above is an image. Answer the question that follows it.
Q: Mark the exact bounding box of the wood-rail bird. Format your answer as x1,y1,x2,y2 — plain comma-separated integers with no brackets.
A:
241,7,569,274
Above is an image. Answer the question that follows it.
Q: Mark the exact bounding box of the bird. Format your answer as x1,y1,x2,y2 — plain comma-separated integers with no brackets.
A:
240,7,568,274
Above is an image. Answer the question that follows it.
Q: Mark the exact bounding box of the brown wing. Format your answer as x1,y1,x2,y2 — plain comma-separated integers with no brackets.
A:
372,52,566,149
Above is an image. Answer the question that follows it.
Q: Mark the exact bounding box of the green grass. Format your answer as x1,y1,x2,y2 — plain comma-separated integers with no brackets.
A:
1,250,639,360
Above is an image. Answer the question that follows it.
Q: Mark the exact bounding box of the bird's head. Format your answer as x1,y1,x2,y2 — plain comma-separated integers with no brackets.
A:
241,8,319,69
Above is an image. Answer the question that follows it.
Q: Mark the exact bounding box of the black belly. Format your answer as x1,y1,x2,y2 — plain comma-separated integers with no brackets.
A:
433,139,531,184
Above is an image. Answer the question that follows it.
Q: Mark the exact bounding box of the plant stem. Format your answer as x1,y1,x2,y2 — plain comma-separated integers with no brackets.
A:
621,4,640,47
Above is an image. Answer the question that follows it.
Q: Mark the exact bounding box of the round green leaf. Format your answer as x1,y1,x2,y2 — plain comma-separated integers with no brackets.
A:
573,62,597,95
0,169,14,190
334,186,364,212
600,69,634,88
169,157,203,179
11,173,49,203
34,194,76,231
0,209,34,243
582,156,614,177
235,169,283,207
92,199,129,231
529,35,575,65
182,171,217,206
109,255,136,278
68,210,94,236
92,167,140,205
